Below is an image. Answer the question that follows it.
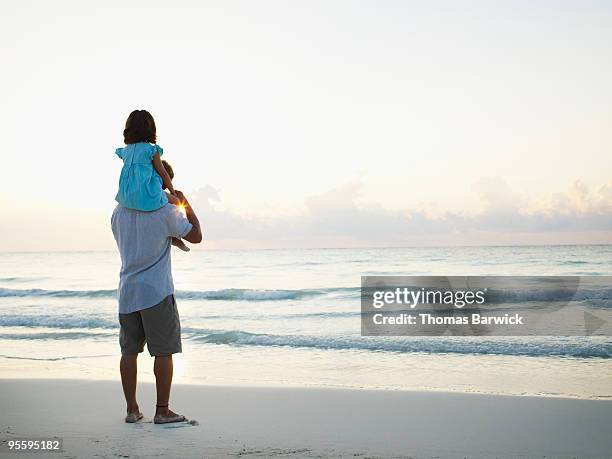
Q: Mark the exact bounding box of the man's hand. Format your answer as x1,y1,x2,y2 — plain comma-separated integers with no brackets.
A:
173,190,202,244
174,190,189,206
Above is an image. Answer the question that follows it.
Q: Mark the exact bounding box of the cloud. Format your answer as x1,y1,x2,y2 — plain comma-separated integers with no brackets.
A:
472,177,524,213
0,178,608,251
189,179,612,248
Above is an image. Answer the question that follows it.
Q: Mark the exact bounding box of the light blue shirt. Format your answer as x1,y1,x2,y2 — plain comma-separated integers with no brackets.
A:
111,204,192,314
115,142,169,211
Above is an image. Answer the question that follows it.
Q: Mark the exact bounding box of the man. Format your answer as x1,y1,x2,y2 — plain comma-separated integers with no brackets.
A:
111,190,202,424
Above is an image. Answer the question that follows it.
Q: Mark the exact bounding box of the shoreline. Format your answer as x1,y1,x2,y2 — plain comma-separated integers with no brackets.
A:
2,378,611,458
2,341,611,401
2,369,611,402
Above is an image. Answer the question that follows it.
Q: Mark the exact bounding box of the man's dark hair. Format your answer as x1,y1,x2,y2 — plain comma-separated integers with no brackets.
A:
162,160,174,180
123,109,157,144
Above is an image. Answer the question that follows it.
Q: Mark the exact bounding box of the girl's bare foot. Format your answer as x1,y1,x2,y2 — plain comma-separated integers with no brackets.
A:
166,192,181,205
172,238,190,252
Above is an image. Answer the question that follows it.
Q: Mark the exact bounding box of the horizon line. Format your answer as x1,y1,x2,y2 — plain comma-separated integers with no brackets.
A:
1,242,611,255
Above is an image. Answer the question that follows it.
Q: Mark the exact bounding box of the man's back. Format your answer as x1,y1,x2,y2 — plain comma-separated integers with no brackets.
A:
111,204,192,314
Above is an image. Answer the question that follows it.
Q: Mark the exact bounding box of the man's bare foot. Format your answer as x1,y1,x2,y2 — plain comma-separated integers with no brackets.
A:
172,238,190,252
154,406,186,424
125,411,143,423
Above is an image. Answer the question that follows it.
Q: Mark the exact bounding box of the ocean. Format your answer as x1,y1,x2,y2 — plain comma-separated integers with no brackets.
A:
1,245,611,399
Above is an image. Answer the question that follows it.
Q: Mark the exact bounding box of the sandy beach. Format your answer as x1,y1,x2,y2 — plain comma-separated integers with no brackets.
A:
1,379,611,458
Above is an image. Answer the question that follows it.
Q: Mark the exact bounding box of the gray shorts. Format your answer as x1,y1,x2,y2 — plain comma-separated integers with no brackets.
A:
119,295,182,357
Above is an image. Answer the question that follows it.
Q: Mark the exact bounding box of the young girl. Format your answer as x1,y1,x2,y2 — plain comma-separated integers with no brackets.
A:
115,109,189,251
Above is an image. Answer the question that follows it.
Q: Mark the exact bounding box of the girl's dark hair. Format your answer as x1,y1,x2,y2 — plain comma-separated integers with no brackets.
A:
123,110,157,144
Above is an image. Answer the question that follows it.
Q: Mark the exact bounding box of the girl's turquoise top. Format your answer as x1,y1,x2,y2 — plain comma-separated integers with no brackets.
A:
115,142,168,211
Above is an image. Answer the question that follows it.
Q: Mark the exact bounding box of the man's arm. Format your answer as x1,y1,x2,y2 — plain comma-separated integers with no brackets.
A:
174,190,202,244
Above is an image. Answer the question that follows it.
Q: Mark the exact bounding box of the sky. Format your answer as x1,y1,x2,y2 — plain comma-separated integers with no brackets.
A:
0,0,610,250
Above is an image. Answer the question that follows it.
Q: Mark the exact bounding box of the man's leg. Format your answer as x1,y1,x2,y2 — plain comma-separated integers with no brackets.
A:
154,355,172,411
142,296,185,423
153,355,181,418
118,310,145,423
120,354,142,419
